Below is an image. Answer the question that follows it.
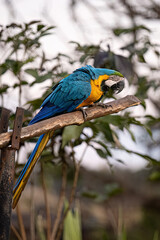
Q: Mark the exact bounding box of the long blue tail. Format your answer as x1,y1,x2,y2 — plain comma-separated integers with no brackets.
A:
12,132,52,208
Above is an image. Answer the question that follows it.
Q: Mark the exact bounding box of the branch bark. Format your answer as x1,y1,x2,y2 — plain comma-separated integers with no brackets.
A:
0,95,140,148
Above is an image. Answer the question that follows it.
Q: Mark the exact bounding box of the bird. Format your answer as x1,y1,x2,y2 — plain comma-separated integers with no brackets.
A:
12,65,125,208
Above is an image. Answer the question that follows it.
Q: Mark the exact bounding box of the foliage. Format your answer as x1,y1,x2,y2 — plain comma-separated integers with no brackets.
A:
0,21,159,167
0,1,160,239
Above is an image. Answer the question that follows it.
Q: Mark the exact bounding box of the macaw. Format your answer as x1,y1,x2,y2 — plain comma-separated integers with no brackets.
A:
12,65,125,208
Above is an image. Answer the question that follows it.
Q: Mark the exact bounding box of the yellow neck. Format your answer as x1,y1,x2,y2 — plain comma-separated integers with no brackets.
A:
93,74,109,88
77,74,109,108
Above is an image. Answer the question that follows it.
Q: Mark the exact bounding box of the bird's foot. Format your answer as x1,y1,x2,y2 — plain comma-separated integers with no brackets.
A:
77,107,88,121
88,103,95,108
89,102,112,109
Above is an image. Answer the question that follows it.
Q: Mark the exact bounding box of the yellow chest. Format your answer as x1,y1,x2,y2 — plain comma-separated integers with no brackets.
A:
77,74,109,108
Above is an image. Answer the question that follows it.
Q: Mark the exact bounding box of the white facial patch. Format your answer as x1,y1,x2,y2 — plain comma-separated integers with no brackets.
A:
105,79,117,87
105,76,125,87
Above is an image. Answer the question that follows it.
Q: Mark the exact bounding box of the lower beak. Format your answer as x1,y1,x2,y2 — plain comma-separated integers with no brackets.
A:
111,80,125,94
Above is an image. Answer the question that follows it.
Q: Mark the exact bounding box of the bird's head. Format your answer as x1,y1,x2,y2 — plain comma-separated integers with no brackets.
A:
91,66,125,95
76,65,125,95
100,72,125,94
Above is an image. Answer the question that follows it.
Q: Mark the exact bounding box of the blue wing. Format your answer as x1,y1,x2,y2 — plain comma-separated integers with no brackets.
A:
29,71,91,125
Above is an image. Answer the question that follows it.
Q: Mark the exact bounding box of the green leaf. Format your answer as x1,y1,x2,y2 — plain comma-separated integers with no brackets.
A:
0,85,9,94
136,77,150,99
40,150,54,163
30,72,53,86
115,159,125,165
5,59,24,75
25,68,38,78
94,121,114,142
80,54,88,63
121,225,127,240
140,99,146,109
93,140,112,156
154,50,160,57
37,24,45,31
98,115,125,128
146,115,160,126
27,20,41,26
63,200,82,240
138,53,146,63
113,25,151,36
122,148,160,166
6,23,22,29
126,127,136,142
104,183,122,197
143,124,152,138
0,63,9,75
13,81,28,88
62,124,84,148
149,171,160,181
95,148,107,158
153,230,159,240
27,98,43,111
81,190,99,199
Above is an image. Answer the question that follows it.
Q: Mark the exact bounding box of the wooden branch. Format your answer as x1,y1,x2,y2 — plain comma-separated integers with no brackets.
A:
0,95,140,148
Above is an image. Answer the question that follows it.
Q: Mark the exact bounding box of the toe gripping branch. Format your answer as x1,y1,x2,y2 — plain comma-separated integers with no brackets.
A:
77,107,88,121
78,102,113,121
93,102,113,109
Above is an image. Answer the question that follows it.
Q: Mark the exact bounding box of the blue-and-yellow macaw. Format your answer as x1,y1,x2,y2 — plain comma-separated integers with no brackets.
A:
12,65,124,208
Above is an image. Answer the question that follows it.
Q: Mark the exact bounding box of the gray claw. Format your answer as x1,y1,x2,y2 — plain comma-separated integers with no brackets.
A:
95,103,112,109
78,107,88,121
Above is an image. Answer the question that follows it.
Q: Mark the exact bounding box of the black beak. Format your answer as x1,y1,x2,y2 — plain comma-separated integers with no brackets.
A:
111,80,125,94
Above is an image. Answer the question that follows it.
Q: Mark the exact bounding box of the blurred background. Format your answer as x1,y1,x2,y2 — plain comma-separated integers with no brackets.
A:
0,0,160,239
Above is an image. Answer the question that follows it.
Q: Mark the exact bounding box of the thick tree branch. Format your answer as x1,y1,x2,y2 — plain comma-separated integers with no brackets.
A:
0,95,140,148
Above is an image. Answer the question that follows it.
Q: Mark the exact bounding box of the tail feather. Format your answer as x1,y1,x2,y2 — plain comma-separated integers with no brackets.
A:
12,131,52,209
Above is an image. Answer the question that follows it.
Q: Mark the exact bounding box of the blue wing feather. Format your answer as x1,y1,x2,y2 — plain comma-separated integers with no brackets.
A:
29,71,91,125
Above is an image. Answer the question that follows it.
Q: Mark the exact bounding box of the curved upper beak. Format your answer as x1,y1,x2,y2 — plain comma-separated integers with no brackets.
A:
111,80,125,94
101,75,125,94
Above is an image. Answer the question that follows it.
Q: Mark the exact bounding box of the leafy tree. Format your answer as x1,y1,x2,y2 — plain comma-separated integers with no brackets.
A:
0,0,160,239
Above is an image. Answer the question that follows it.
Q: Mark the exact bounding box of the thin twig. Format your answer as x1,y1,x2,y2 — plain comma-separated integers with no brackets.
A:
11,224,22,240
51,162,67,240
16,205,27,240
79,144,88,164
56,159,81,240
41,162,51,240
